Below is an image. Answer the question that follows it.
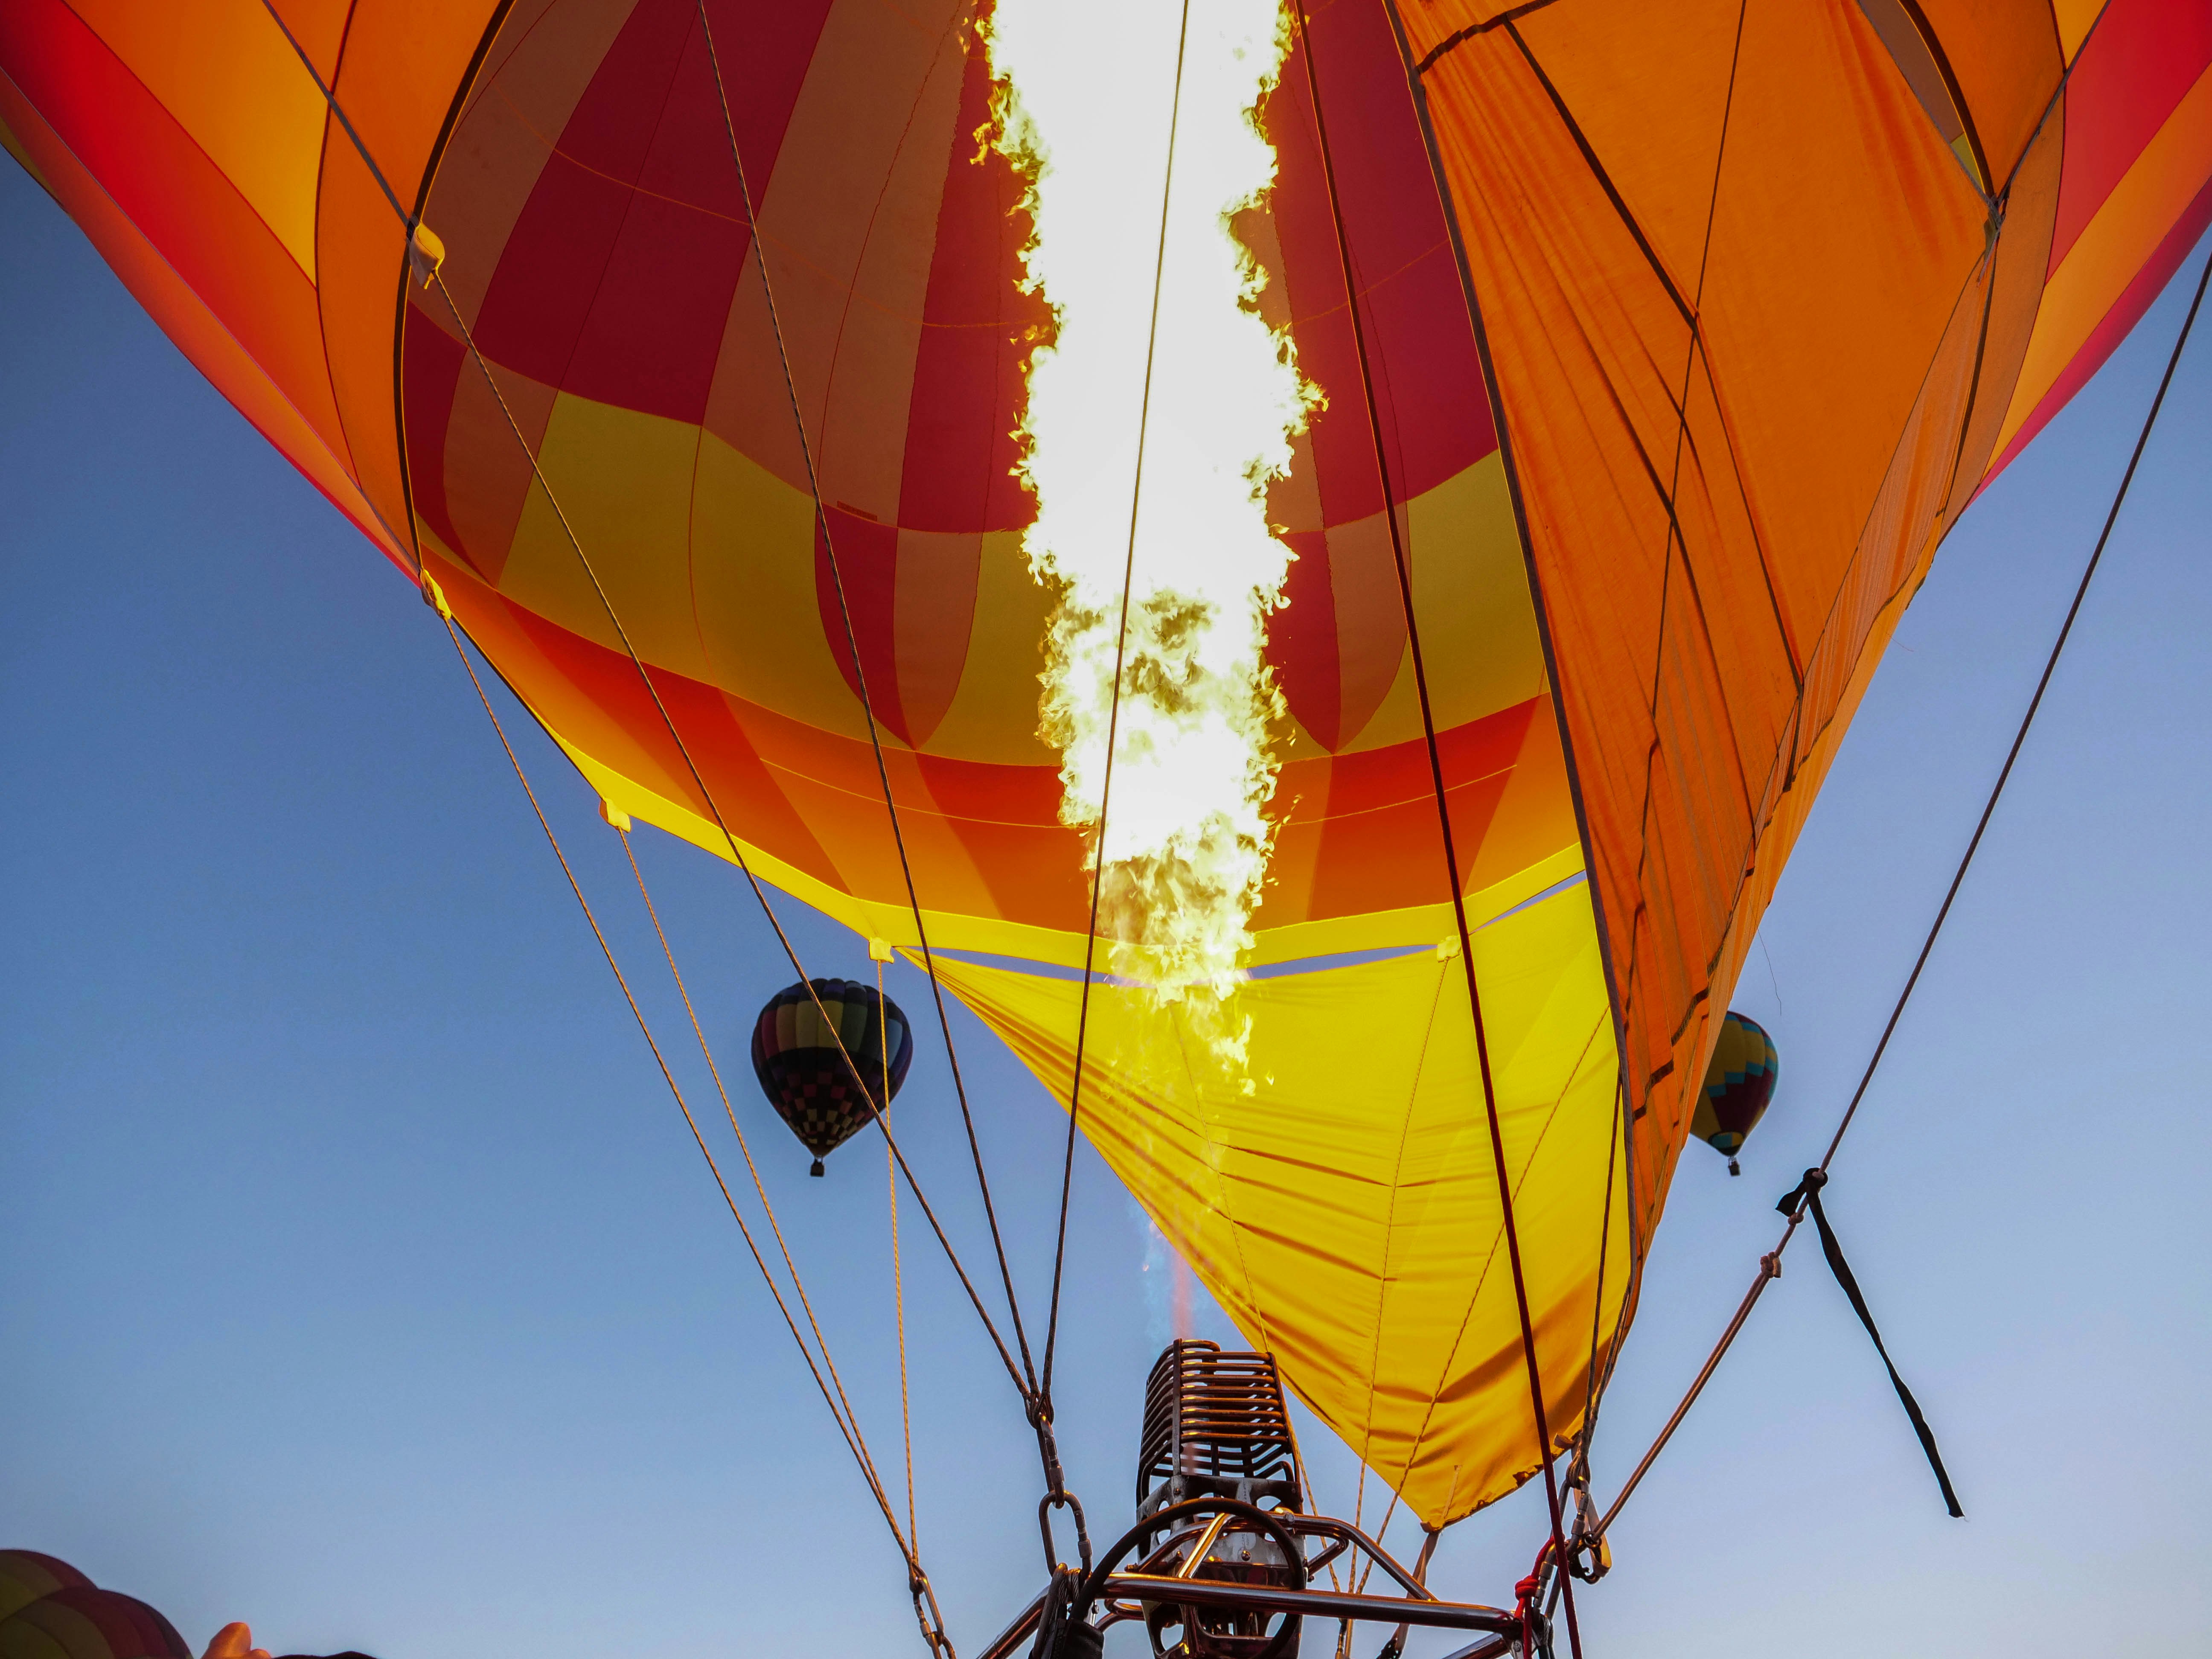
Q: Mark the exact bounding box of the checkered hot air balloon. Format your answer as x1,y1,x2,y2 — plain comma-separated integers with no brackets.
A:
750,979,914,1176
0,1550,189,1659
1692,1012,1780,1177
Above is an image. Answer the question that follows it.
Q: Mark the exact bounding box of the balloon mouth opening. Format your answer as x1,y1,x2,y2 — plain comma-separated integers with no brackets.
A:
809,1158,826,1178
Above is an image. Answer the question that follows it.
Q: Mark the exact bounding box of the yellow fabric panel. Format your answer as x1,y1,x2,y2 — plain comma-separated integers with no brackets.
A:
691,427,905,750
931,873,1631,1528
1337,452,1545,755
498,392,718,683
923,526,1059,766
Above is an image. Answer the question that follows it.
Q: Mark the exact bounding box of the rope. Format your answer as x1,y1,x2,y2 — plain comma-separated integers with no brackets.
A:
259,0,1036,1415
1292,7,1582,1651
255,0,412,227
1598,234,2212,1538
615,826,892,1519
422,261,1030,1407
687,0,1041,1404
883,957,919,1552
437,612,926,1579
1570,1083,1625,1478
255,23,974,1645
1039,0,1195,1416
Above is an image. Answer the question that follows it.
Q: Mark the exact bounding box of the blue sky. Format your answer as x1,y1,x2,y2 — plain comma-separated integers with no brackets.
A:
3,154,2207,1658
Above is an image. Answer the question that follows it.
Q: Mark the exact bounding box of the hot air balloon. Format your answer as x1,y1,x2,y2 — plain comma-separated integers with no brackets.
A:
0,1552,189,1659
1692,1012,1780,1175
5,0,2209,1644
751,977,913,1174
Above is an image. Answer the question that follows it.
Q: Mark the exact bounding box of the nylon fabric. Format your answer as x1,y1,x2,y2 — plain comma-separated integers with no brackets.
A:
928,873,1627,1526
6,0,2209,1530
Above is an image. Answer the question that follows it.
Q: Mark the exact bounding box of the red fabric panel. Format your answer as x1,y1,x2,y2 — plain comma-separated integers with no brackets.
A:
0,0,346,459
1264,0,1496,529
495,595,848,888
2049,0,2212,272
471,0,830,419
905,745,1069,825
1296,701,1538,925
1991,168,2212,477
911,751,1093,924
815,507,911,744
401,306,470,562
1313,698,1536,817
1272,526,1343,749
898,39,1046,535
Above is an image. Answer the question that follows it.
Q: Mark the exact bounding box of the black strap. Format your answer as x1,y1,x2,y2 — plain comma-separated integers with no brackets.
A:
1778,1170,1964,1517
1029,1566,1102,1659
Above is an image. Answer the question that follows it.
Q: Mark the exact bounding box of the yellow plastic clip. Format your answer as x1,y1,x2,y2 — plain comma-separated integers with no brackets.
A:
867,937,896,963
599,800,633,832
408,221,446,288
1435,933,1463,962
419,570,452,620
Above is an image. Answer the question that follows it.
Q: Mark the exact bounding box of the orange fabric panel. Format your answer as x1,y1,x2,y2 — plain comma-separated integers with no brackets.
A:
0,100,54,192
317,0,506,564
64,0,329,276
4,0,350,461
0,18,399,567
1402,0,2048,1237
2053,0,2103,61
268,0,353,85
1943,106,2065,528
1911,0,2063,186
1988,57,2212,470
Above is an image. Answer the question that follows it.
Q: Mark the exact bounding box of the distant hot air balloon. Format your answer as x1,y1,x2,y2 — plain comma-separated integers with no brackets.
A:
1693,1012,1781,1176
0,1551,86,1625
0,1551,189,1659
751,978,913,1175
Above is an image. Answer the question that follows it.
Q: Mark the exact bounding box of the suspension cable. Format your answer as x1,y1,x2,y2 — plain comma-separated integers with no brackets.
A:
437,611,925,1575
881,957,920,1553
423,257,1030,1408
1039,0,1196,1417
1571,1082,1626,1473
1292,8,1583,1652
250,24,1005,1640
615,825,892,1509
688,0,1040,1400
260,0,1038,1409
1597,236,2212,1540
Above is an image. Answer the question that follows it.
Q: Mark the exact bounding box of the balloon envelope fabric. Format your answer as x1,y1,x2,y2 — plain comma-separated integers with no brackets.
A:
0,1554,87,1626
751,977,913,1172
6,0,2211,1525
0,1553,190,1659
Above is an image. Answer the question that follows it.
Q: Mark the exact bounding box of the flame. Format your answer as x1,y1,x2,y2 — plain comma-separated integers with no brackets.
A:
988,0,1312,1013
